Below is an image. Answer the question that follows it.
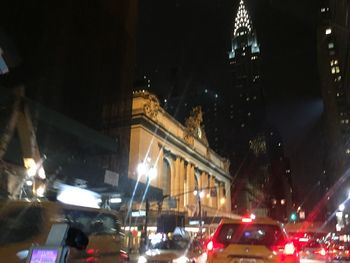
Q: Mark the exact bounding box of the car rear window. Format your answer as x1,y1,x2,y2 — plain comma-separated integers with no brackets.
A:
217,223,286,246
0,206,43,245
63,209,120,236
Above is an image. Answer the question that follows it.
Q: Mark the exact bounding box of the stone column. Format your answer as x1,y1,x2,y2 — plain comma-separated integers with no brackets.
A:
189,164,196,207
210,176,217,209
184,161,190,211
170,157,176,198
174,157,180,209
179,159,185,211
216,180,221,209
157,148,164,189
202,172,209,206
225,182,231,213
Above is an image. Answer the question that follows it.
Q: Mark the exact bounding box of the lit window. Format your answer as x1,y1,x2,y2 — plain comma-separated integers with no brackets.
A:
336,66,340,73
241,123,245,128
246,97,250,101
325,28,332,35
204,89,208,93
328,42,334,49
331,67,336,74
215,94,218,98
321,8,326,12
247,112,251,116
346,119,349,124
281,199,286,205
278,142,281,147
337,93,340,97
242,52,246,56
346,149,350,154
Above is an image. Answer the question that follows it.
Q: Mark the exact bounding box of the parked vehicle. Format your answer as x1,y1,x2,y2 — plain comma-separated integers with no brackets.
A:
0,200,127,262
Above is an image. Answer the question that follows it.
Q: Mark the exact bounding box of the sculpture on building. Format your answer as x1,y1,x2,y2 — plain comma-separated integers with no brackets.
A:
134,90,160,121
184,106,209,146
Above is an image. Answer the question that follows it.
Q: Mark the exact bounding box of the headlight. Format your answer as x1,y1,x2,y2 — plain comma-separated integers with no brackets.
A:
138,256,148,263
173,256,189,263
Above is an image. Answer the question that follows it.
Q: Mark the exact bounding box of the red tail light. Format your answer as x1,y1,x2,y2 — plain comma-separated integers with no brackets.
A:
86,248,97,255
242,217,253,223
207,240,225,252
284,242,296,255
271,242,296,256
314,248,327,256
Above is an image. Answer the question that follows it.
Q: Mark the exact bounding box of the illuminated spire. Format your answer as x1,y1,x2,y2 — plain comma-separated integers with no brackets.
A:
233,0,252,37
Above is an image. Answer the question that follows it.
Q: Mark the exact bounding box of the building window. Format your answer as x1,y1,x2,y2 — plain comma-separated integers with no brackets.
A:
331,66,340,74
321,7,326,12
328,42,334,49
325,28,332,35
331,59,338,66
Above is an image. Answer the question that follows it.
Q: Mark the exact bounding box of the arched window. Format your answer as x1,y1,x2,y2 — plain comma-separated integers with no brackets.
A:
162,159,171,195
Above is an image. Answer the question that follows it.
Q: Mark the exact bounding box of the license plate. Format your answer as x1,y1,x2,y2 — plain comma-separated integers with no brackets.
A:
239,259,256,263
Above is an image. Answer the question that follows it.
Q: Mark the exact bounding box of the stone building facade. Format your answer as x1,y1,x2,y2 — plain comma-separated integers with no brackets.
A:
129,91,233,217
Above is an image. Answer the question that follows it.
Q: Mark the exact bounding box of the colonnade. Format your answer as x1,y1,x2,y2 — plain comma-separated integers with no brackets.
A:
157,149,229,214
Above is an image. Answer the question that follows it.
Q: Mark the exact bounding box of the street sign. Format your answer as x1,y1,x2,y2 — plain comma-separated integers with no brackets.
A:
168,197,177,208
104,170,119,186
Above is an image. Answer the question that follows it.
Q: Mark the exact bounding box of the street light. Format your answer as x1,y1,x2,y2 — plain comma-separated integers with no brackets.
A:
128,160,157,254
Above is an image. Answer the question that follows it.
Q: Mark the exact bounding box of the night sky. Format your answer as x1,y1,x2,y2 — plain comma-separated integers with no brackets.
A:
136,0,322,210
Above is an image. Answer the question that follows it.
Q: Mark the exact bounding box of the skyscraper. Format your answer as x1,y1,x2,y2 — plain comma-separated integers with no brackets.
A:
317,0,350,216
228,0,264,150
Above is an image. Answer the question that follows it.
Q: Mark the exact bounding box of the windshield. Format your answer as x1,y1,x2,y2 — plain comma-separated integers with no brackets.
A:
0,206,43,245
149,237,190,250
0,0,341,258
63,209,119,235
217,224,286,246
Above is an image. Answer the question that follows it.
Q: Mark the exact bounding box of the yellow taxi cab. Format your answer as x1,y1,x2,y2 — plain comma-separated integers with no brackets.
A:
206,215,300,263
0,199,127,263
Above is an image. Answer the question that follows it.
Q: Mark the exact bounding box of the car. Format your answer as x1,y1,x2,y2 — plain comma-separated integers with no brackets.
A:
206,215,300,263
137,229,204,263
298,240,330,263
328,241,350,261
0,200,128,262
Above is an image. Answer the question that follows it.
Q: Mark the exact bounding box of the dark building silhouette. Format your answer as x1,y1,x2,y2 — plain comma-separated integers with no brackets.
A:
317,0,350,221
0,0,139,177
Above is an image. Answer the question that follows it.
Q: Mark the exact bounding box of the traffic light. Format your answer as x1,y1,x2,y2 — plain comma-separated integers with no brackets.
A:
289,211,297,222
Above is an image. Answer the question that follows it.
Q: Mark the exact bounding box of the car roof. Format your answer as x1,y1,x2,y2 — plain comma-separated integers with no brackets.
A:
0,199,119,216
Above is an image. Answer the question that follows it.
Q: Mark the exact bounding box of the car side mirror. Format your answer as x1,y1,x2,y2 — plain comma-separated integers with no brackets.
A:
65,227,89,250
